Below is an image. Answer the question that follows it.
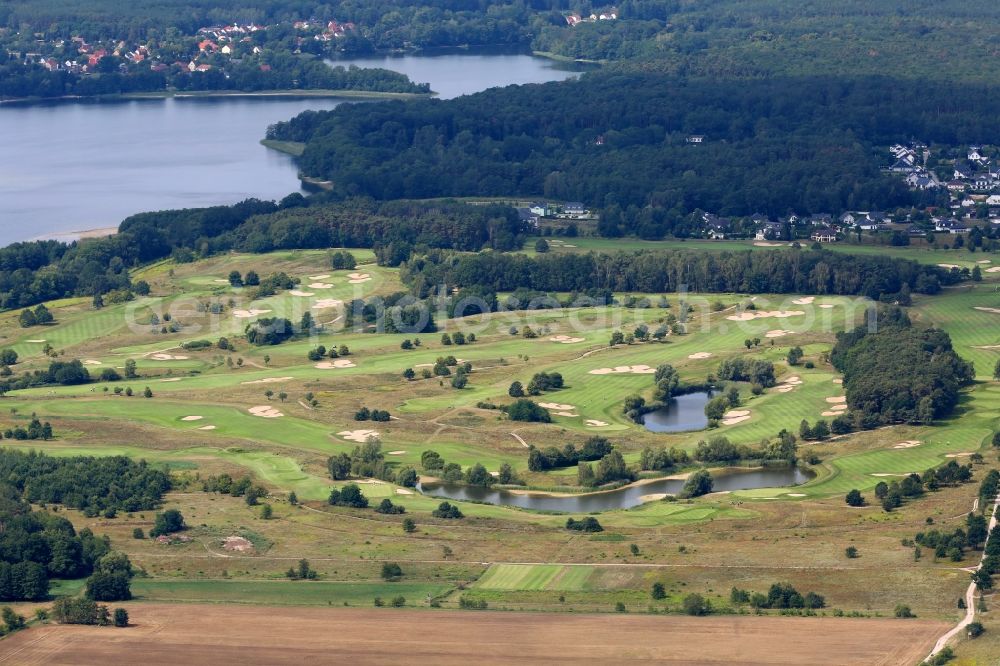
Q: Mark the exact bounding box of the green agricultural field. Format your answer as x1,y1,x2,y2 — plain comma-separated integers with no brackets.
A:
132,579,454,607
475,564,594,591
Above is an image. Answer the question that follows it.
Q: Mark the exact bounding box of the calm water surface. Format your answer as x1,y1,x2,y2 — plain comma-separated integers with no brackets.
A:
418,467,813,512
641,391,713,433
0,51,582,245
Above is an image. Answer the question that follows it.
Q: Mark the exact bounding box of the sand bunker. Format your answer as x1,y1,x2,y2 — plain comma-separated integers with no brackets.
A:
241,376,294,385
549,335,585,344
726,310,805,322
151,353,190,361
312,299,344,309
973,307,1000,315
753,241,787,247
832,378,843,384
387,450,406,455
946,452,974,458
180,415,204,422
197,425,216,431
589,365,656,375
585,419,610,427
937,264,961,269
819,304,835,309
977,259,991,264
893,440,921,449
248,405,284,418
722,410,751,426
395,488,414,495
871,472,915,477
308,274,330,280
791,297,815,305
765,330,792,338
539,402,576,411
347,272,372,284
232,309,271,319
338,429,379,443
556,411,579,417
308,282,333,289
289,290,315,297
786,493,807,497
84,359,102,365
222,536,254,553
987,266,1000,273
775,376,803,393
24,339,46,343
160,377,183,382
315,359,356,369
825,396,847,404
687,352,713,360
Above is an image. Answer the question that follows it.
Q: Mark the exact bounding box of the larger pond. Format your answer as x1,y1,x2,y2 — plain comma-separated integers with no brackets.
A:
418,466,813,513
641,391,713,433
0,50,583,246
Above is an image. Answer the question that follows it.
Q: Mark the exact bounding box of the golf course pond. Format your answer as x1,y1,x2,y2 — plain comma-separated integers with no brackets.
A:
641,391,713,433
417,466,814,512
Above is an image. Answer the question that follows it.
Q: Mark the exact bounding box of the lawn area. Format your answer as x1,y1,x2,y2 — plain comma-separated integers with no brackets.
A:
132,579,454,607
475,564,595,591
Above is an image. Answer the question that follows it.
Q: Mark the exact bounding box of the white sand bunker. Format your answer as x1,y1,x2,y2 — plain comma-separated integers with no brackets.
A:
151,353,190,361
977,259,991,264
871,472,915,477
24,339,46,343
549,335,585,344
946,452,974,458
832,378,843,384
180,415,204,422
722,409,751,426
308,274,330,280
242,376,294,385
688,352,713,360
585,419,610,427
819,303,835,309
213,279,230,284
84,359,102,365
198,425,217,431
938,264,961,269
765,329,792,338
986,267,1000,273
249,405,284,418
973,307,1000,315
312,298,344,309
825,396,847,404
347,272,372,284
233,308,271,318
754,241,787,247
289,289,315,297
395,488,414,495
308,282,333,289
776,376,803,393
726,310,805,322
821,396,848,417
387,450,406,455
556,411,579,417
539,402,576,411
786,493,807,497
160,377,183,382
315,359,356,369
589,365,656,375
792,296,815,305
338,429,378,443
893,440,921,449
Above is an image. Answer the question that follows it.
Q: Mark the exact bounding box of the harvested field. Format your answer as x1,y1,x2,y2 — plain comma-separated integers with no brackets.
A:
0,603,946,665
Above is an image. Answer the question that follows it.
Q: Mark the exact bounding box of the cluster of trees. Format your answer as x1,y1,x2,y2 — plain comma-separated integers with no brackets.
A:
354,407,391,422
639,445,691,472
565,517,603,532
201,474,268,505
679,470,713,498
17,304,54,327
328,483,369,509
2,416,54,441
52,598,127,626
420,450,515,487
693,432,798,465
831,308,974,426
526,437,613,472
431,501,463,519
730,583,825,610
716,358,776,388
0,449,170,514
577,450,634,488
276,74,1000,222
503,399,552,423
402,248,954,305
851,461,974,513
327,438,416,487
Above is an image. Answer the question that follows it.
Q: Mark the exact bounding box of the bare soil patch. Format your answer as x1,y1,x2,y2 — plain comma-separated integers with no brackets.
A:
0,603,946,665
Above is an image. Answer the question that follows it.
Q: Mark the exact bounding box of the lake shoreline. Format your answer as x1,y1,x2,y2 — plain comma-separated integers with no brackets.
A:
33,227,119,243
0,88,430,107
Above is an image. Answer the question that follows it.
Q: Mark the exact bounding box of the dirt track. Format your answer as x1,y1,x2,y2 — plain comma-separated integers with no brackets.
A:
0,603,946,665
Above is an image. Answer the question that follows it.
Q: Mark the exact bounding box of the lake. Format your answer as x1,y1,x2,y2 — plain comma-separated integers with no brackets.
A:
642,391,713,433
418,466,813,513
0,51,584,246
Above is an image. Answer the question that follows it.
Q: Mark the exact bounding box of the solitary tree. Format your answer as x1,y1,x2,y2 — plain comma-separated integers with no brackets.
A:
651,582,666,600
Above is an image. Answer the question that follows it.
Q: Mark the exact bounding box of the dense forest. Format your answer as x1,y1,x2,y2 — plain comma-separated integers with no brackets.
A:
0,52,426,99
0,197,524,310
399,248,957,302
271,74,1000,228
831,308,975,426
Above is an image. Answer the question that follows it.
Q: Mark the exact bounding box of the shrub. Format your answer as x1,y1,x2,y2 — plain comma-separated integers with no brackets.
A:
432,502,463,519
565,517,603,532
